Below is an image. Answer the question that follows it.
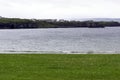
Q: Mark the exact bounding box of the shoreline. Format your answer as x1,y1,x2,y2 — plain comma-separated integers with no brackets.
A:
0,50,120,54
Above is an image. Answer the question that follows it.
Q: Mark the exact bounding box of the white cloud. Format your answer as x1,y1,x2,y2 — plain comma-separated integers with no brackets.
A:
0,0,120,19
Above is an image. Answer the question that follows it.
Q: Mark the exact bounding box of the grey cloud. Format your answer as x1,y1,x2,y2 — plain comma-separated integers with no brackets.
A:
0,0,120,19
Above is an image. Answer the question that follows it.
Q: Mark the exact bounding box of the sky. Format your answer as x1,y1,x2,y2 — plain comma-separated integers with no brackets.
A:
0,0,120,19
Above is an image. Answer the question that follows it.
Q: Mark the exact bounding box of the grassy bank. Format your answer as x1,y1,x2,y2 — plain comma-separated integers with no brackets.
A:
0,54,120,80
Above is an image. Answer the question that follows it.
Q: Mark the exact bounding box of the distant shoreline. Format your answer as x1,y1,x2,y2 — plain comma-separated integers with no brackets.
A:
0,18,120,29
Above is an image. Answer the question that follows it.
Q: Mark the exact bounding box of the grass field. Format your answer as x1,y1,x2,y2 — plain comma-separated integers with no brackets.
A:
0,54,120,80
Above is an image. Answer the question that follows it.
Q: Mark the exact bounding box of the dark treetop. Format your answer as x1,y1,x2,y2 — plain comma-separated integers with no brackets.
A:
0,18,120,29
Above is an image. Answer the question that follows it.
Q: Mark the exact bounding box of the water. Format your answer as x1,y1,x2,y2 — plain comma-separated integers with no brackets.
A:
0,27,120,53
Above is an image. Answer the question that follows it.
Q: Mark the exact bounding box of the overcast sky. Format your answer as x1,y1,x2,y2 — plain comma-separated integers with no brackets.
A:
0,0,120,19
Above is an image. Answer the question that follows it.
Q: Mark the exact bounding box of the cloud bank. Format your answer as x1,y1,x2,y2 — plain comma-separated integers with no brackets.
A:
0,0,120,19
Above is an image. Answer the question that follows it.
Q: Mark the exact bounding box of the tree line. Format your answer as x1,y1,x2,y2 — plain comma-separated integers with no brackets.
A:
0,18,120,29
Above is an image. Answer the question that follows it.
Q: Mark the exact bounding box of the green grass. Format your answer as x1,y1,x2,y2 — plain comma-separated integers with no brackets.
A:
0,54,120,80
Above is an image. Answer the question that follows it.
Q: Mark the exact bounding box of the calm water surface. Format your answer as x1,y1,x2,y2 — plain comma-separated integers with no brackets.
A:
0,27,120,53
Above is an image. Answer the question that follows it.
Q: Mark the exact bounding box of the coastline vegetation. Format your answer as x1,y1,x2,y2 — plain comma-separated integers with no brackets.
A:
0,18,120,29
0,54,120,80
